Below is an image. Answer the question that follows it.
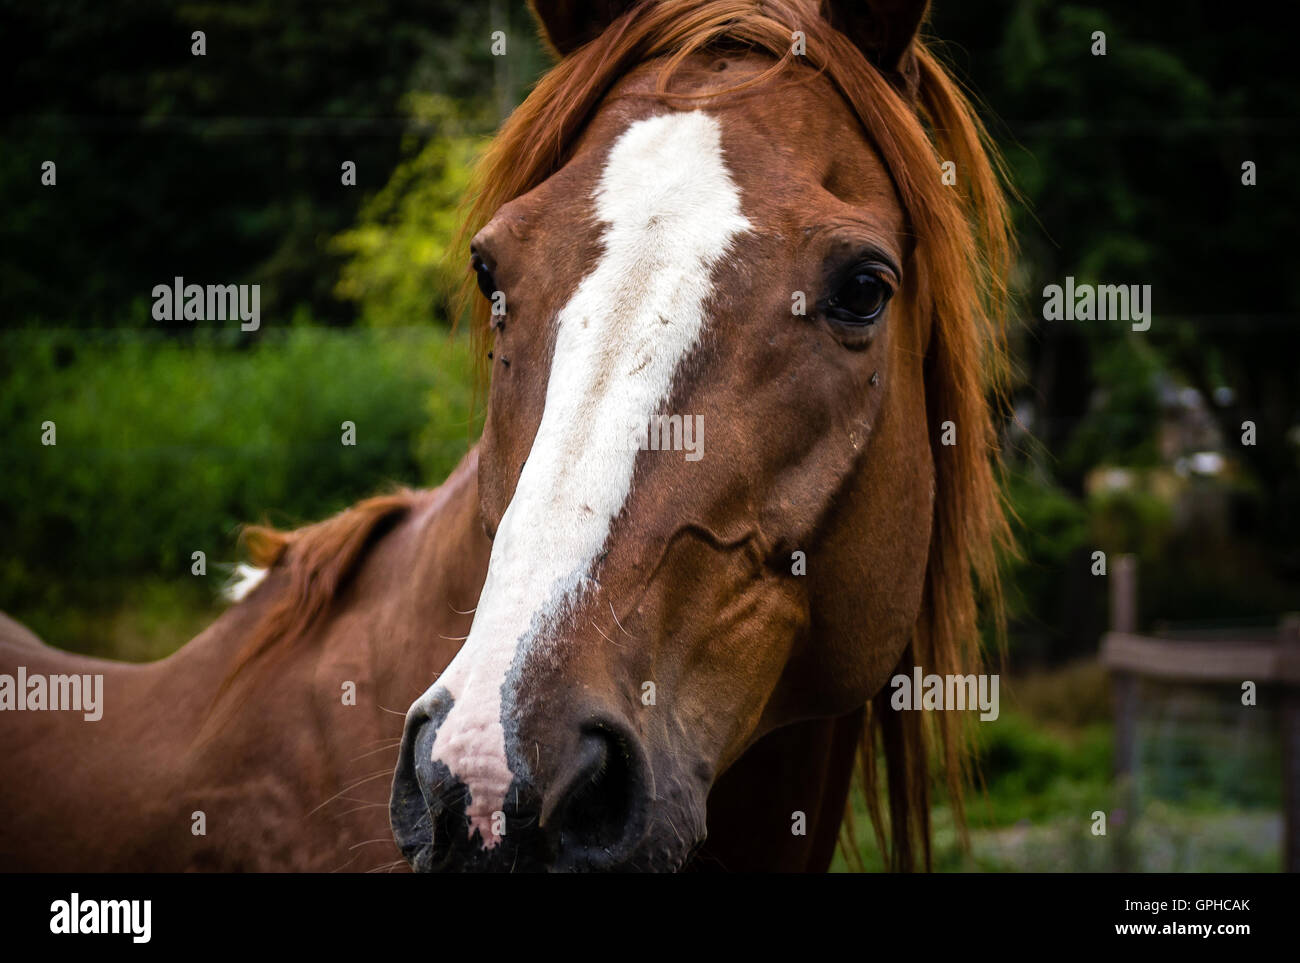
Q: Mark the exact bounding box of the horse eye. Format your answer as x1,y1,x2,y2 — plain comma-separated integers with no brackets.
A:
470,254,496,300
829,267,890,323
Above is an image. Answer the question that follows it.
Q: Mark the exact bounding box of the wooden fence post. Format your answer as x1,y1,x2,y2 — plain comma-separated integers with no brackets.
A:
1110,555,1138,869
1101,573,1297,871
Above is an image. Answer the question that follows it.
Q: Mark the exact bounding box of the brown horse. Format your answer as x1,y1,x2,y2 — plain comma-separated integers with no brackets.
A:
0,0,1010,872
0,479,484,871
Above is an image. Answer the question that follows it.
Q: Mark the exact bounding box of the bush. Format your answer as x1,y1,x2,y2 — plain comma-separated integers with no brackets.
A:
0,323,478,646
1002,468,1090,619
331,93,486,327
970,710,1113,825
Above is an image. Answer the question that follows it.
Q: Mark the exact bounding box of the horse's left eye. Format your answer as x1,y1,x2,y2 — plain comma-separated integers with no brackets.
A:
829,267,890,323
470,254,497,300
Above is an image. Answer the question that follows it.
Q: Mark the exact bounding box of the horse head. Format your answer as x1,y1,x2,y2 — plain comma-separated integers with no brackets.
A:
392,0,1009,871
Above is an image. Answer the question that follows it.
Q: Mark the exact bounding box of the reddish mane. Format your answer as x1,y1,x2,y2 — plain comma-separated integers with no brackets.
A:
223,492,417,687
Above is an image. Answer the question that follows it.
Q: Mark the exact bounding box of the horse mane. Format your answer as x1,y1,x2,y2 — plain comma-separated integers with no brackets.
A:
219,492,417,691
457,0,1014,870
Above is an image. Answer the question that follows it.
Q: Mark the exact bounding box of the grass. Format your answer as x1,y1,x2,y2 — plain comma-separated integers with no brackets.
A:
833,663,1285,872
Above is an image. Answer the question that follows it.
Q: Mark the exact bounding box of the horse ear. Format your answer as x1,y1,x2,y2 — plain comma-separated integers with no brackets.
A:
820,0,930,95
528,0,638,57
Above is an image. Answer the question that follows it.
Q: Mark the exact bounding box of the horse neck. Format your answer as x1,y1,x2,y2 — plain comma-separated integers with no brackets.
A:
0,450,491,870
190,447,491,727
154,448,489,868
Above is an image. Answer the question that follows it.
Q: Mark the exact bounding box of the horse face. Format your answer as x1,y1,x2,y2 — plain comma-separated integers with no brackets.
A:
392,52,934,871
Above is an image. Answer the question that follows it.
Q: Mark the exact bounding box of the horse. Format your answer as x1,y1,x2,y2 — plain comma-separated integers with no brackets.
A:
0,481,486,871
0,0,1011,872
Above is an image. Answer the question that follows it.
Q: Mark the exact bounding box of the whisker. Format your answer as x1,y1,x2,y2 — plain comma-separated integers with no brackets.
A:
330,851,364,873
336,804,385,818
349,741,403,762
349,837,400,851
609,601,637,638
591,618,623,648
666,814,686,848
309,770,394,816
333,794,391,807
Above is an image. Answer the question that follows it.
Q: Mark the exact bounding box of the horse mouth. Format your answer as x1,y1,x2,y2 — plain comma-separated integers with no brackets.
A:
390,702,698,872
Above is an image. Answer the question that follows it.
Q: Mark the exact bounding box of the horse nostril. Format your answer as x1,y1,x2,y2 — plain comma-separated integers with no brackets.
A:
550,723,648,868
391,713,464,872
390,717,430,868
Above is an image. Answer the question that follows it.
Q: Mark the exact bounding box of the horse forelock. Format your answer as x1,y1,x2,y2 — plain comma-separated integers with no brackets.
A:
458,0,1015,870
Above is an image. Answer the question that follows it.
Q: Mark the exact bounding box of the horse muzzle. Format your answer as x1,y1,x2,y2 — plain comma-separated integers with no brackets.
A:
390,688,688,871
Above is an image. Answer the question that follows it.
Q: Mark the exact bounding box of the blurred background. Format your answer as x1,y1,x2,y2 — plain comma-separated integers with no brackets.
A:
2,0,1297,870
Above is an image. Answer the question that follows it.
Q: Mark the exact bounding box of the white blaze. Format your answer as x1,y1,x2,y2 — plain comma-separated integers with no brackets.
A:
423,111,750,846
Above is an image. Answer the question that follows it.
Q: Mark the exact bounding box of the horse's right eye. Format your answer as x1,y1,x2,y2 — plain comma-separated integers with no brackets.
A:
828,265,891,324
470,254,497,300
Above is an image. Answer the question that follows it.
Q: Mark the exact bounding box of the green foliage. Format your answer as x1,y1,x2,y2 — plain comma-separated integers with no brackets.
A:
1061,337,1164,474
971,711,1113,824
1137,694,1283,809
1002,468,1090,622
1007,660,1114,729
933,0,1300,575
837,695,1283,872
0,324,477,651
3,0,487,326
1088,485,1175,558
332,95,488,327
